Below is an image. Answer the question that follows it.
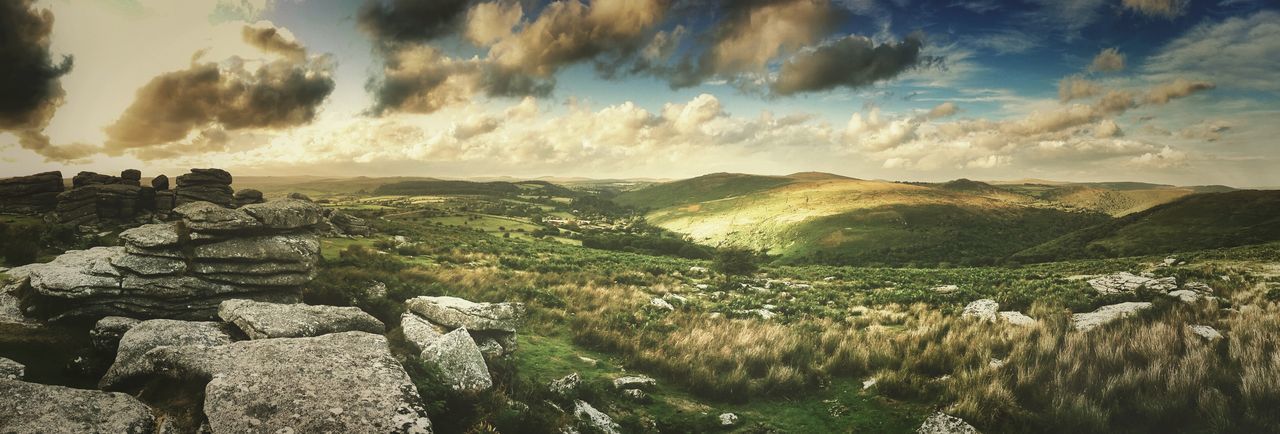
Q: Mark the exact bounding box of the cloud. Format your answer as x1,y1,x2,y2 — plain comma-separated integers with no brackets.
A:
0,0,91,161
1144,78,1214,105
1088,47,1126,73
366,45,553,115
770,33,934,95
1122,0,1189,19
465,1,522,46
242,23,306,61
1144,11,1280,92
487,0,666,77
1058,75,1101,101
1130,146,1188,168
104,54,336,158
357,0,472,45
968,30,1041,55
1094,118,1123,138
927,102,960,119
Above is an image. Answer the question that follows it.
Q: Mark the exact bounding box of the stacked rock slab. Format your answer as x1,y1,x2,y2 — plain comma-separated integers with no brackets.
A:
405,296,524,362
10,199,322,321
233,188,264,207
0,171,63,213
152,174,175,214
54,170,158,225
175,168,234,207
217,299,384,340
0,378,156,433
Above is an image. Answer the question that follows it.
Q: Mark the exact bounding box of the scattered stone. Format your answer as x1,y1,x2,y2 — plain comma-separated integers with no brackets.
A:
931,284,959,294
862,378,877,390
751,308,777,320
0,379,155,433
102,331,433,433
621,389,649,402
287,192,314,202
649,297,674,311
405,296,524,332
1184,282,1214,293
0,171,63,213
549,372,581,398
1088,272,1177,294
917,411,978,434
1168,289,1209,303
719,413,740,427
0,357,24,379
218,299,384,340
988,358,1006,368
90,316,141,352
1072,302,1153,332
663,293,688,305
688,266,709,275
962,299,999,322
400,312,446,354
573,400,620,434
1160,257,1180,267
613,375,657,391
1188,325,1223,340
999,311,1036,327
233,188,265,207
421,328,493,393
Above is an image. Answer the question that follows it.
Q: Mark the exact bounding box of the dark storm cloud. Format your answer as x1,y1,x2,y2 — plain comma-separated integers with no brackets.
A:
0,0,93,161
358,0,472,45
243,25,307,61
104,58,335,157
770,34,935,96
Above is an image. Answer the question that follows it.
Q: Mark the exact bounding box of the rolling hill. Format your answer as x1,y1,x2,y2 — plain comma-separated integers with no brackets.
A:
1011,189,1280,262
615,173,1110,266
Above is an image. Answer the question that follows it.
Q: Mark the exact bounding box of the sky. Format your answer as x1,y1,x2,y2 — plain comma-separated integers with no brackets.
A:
0,0,1277,186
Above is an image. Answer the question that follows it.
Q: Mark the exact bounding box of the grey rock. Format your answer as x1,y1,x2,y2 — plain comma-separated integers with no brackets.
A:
331,212,373,236
406,296,525,333
151,174,169,191
572,400,620,434
0,357,23,379
175,201,262,233
1168,289,1209,303
191,234,319,264
91,316,142,352
998,311,1036,327
475,336,505,362
1188,325,1223,340
549,372,581,398
401,313,446,354
917,411,978,434
719,413,739,427
0,379,155,434
613,375,657,391
961,299,999,322
232,188,264,207
1088,272,1176,294
287,192,313,202
0,171,63,213
421,328,492,393
101,319,235,388
218,299,384,340
1072,302,1153,332
121,169,142,183
119,224,181,249
240,199,323,230
176,168,232,186
111,253,186,276
622,389,649,402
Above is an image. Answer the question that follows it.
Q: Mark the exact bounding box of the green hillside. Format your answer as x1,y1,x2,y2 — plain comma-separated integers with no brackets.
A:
1012,189,1280,262
373,179,577,197
613,172,797,209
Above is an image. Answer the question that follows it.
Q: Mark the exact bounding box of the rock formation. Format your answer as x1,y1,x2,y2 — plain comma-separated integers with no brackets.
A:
233,189,264,207
8,198,322,321
420,327,493,392
175,168,234,208
405,296,524,362
0,171,63,213
218,299,385,340
0,379,156,433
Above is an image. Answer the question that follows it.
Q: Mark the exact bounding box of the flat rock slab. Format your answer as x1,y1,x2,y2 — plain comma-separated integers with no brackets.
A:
239,199,323,230
109,331,432,434
175,201,262,233
1072,302,1153,332
405,296,524,332
1088,272,1176,294
218,299,384,340
102,319,236,389
0,379,155,434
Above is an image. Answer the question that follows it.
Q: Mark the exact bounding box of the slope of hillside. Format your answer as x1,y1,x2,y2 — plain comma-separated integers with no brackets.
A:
1012,190,1280,262
627,173,1107,266
372,179,578,197
613,173,797,210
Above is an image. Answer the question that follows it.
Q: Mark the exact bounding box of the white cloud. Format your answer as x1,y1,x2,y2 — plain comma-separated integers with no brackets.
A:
1144,10,1280,92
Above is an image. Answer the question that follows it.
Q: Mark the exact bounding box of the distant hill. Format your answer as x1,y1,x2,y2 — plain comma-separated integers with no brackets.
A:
617,173,1108,266
373,179,577,197
991,182,1231,216
1012,190,1280,262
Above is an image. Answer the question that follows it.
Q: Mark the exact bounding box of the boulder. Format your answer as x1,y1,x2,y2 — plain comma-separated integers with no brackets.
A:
151,174,170,191
405,296,524,333
1088,272,1177,294
917,412,978,434
232,188,264,207
1168,289,1209,303
719,413,740,427
621,388,649,402
239,199,323,230
549,372,581,398
0,171,63,213
1188,325,1223,340
331,212,373,236
103,331,433,433
101,319,236,388
612,375,657,391
961,299,999,322
218,299,384,340
0,379,155,433
999,311,1036,327
1072,302,1153,332
649,297,674,311
0,357,23,379
400,313,446,354
120,169,142,185
287,192,314,202
420,328,492,393
91,316,142,352
572,400,620,434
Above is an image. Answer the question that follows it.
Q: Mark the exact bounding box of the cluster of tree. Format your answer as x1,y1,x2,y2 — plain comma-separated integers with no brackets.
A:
580,232,714,259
